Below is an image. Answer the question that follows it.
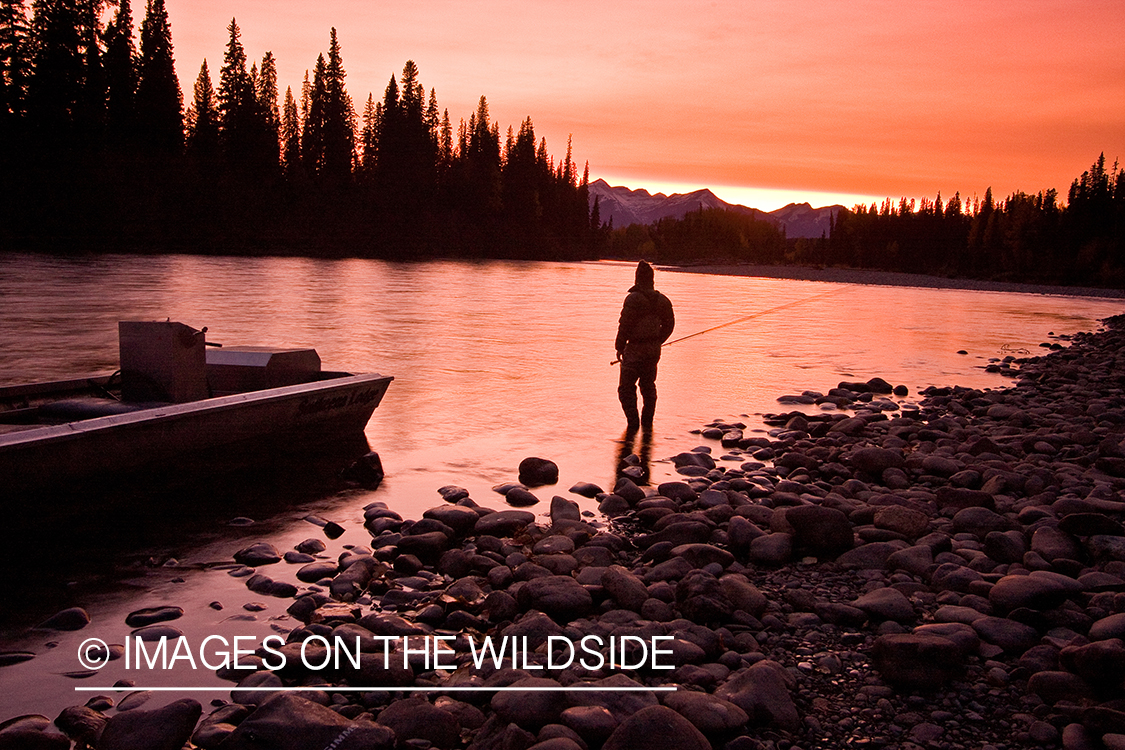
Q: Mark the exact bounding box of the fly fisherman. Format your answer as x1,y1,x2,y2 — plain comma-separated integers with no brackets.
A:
615,260,675,429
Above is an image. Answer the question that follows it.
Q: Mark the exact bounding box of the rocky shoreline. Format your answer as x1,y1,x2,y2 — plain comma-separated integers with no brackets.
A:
6,315,1125,750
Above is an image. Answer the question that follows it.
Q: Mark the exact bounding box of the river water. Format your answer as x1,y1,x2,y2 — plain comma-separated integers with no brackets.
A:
0,252,1122,719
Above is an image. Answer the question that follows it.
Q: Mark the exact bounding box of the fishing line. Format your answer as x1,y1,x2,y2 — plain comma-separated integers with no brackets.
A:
612,284,852,365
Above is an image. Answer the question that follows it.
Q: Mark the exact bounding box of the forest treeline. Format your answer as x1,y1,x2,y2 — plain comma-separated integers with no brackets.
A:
600,207,788,266
605,156,1125,288
0,1,594,256
1,2,1123,286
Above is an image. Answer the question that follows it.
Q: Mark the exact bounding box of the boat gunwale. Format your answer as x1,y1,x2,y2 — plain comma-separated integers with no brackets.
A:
0,371,393,450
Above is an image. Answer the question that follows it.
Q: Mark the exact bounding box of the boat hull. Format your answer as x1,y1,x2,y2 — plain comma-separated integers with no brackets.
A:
0,372,392,494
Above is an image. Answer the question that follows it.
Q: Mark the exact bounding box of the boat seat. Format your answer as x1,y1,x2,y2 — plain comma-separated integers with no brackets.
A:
38,398,166,421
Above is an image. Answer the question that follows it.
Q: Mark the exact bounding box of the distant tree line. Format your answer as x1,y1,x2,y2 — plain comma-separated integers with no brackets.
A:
599,206,787,265
0,1,594,257
602,156,1125,288
804,155,1125,287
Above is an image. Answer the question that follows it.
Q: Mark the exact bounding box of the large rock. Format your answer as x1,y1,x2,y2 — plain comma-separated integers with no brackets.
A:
719,574,768,618
989,574,1072,612
550,496,582,524
675,571,734,622
748,533,793,565
662,691,748,734
601,705,710,750
853,587,916,623
516,576,593,622
1031,526,1083,562
837,541,905,570
475,510,536,537
423,505,482,536
971,616,1039,653
563,674,659,721
1090,613,1125,641
376,697,460,749
53,706,107,746
671,543,734,569
849,447,904,474
491,677,569,730
870,633,964,687
233,542,282,566
97,699,201,750
874,506,930,538
37,607,90,631
519,456,559,486
222,695,393,750
1060,639,1125,688
952,507,1015,536
715,659,799,731
601,566,649,612
783,505,854,555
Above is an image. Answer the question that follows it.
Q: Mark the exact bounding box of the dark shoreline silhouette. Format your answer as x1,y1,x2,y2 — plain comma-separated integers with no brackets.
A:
0,6,1121,285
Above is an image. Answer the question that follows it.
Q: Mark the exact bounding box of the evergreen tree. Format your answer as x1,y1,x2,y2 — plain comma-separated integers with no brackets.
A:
102,0,137,146
0,0,30,133
25,0,85,145
255,50,279,168
185,58,217,160
320,27,353,183
73,0,105,146
280,84,299,176
425,87,438,142
502,115,540,224
300,53,326,174
217,17,255,168
136,0,181,153
465,95,501,214
437,107,452,174
358,91,377,178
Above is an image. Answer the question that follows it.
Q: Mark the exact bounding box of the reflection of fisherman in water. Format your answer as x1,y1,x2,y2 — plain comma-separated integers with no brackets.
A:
615,261,675,429
615,424,653,484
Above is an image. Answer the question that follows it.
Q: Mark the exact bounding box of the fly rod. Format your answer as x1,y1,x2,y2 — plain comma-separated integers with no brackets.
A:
612,285,850,365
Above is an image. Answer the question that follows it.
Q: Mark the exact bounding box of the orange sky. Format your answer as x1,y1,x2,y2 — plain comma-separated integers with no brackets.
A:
163,0,1125,211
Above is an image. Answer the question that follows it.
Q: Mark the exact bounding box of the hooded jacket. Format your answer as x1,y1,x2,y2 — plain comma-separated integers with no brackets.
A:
615,264,675,364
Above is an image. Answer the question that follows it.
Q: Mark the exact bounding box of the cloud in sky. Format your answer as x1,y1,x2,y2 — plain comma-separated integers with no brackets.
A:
165,0,1125,209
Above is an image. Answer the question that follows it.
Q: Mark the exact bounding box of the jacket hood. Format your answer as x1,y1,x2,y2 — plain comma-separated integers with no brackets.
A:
635,260,655,288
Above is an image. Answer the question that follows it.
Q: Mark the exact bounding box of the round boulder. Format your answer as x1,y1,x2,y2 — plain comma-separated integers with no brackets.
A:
519,457,560,487
516,576,593,621
783,505,854,555
601,705,710,750
376,697,460,749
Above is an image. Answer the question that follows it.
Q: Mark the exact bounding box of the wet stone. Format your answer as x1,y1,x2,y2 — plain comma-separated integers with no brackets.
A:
870,633,965,687
97,698,201,750
519,456,560,487
37,607,90,631
602,705,710,750
376,697,460,749
125,606,183,628
233,542,282,566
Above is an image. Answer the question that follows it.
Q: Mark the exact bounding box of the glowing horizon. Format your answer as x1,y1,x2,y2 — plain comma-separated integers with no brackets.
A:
161,1,1125,210
594,173,885,213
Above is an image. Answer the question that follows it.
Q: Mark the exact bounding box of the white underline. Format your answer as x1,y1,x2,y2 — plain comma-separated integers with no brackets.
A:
74,686,676,692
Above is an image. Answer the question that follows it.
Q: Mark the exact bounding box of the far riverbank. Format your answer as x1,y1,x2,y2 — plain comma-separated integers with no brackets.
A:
664,263,1125,299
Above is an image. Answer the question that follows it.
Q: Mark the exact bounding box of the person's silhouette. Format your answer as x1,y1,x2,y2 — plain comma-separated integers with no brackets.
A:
615,261,675,428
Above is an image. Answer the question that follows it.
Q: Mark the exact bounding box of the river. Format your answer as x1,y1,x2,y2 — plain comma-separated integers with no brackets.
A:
0,252,1121,719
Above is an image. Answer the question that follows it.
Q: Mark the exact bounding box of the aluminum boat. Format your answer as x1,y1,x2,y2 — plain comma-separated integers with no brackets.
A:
0,321,393,493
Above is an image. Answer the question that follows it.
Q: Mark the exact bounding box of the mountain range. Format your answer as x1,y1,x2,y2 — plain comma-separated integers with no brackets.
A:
588,178,843,239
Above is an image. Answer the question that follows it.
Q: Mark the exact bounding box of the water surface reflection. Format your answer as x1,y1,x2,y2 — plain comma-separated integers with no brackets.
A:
0,253,1121,718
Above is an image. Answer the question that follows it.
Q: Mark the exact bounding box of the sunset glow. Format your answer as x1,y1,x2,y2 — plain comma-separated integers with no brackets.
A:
161,1,1124,209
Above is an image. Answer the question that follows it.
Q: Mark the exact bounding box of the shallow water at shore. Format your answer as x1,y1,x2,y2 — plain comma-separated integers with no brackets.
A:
0,253,1122,719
